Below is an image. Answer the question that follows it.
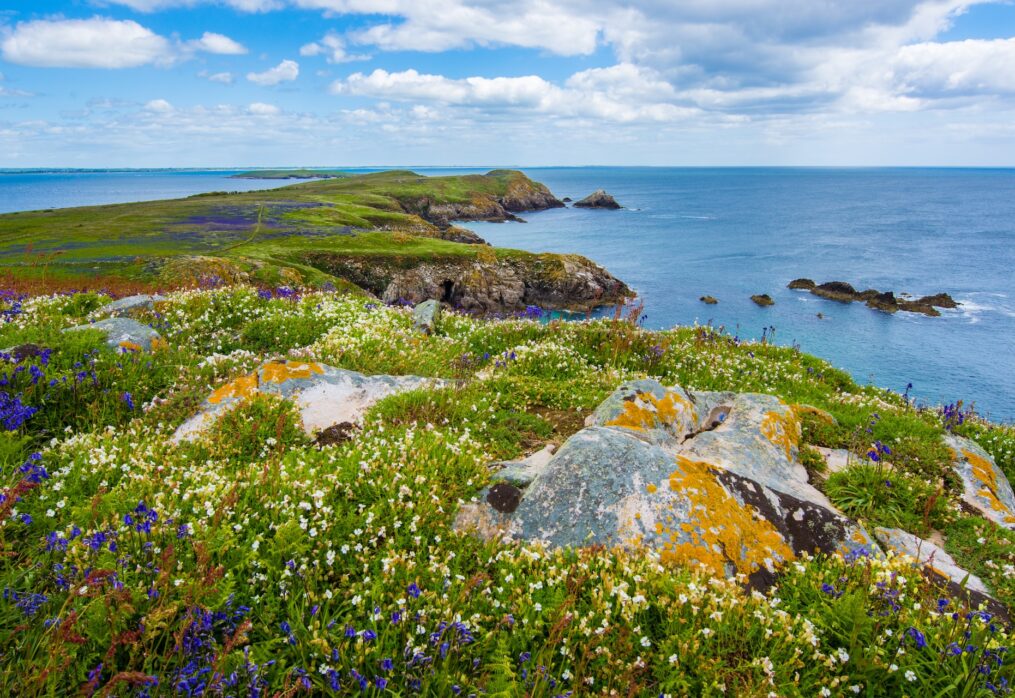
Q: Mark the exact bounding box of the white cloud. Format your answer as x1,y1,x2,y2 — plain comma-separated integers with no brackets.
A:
144,98,174,112
299,33,369,62
248,101,281,114
201,71,236,83
334,64,700,122
247,59,299,85
0,72,32,97
892,37,1015,95
106,0,282,11
0,17,173,68
186,32,247,55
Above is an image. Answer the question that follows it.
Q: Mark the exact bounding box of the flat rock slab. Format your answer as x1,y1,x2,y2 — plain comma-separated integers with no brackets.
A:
946,434,1015,529
457,379,878,584
174,360,439,442
64,317,163,352
874,527,989,595
98,294,167,317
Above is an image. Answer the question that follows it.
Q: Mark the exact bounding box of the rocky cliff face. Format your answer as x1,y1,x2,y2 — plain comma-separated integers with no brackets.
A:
305,252,631,314
398,170,564,227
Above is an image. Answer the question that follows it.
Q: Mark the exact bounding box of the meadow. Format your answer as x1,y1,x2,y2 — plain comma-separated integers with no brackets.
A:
0,283,1012,696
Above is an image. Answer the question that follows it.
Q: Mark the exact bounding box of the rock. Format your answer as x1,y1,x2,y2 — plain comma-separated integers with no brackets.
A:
435,226,487,245
456,379,878,585
487,483,523,513
411,299,442,334
865,291,899,314
98,294,167,317
6,344,48,362
493,444,556,487
917,293,960,309
898,300,941,317
64,317,164,352
699,295,718,305
751,294,774,306
816,447,851,473
787,278,816,290
812,281,858,303
174,360,441,442
561,197,572,203
854,289,880,302
370,255,631,315
315,421,357,447
945,434,1015,529
874,527,991,595
404,170,564,227
573,189,622,210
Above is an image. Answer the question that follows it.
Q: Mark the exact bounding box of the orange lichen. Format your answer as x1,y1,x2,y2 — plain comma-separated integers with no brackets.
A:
760,408,800,462
151,337,168,352
118,341,142,352
605,390,695,433
962,448,1015,524
791,403,835,425
650,455,794,575
646,483,658,494
208,374,259,405
261,360,323,384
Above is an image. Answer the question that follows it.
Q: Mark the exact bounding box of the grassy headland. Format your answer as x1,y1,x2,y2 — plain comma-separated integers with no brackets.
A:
231,169,350,179
0,169,623,312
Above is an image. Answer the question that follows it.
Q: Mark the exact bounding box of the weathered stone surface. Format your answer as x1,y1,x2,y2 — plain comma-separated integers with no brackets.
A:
99,294,167,317
750,294,774,306
815,446,851,473
573,189,622,209
494,444,556,487
378,256,631,315
787,278,816,290
946,434,1015,529
487,483,523,513
699,295,718,304
64,317,163,352
457,379,878,582
174,360,440,442
898,300,941,317
411,299,442,334
874,527,989,595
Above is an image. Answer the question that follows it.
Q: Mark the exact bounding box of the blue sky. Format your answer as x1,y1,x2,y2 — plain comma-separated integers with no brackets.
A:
1,0,1015,166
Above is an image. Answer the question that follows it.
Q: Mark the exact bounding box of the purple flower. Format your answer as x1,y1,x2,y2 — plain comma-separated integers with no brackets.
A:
121,392,135,411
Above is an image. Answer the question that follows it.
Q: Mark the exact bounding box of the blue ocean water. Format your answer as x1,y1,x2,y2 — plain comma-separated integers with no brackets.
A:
1,167,1013,421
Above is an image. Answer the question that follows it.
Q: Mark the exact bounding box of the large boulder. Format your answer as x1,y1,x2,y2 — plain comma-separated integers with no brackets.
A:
573,190,622,210
97,294,167,317
946,434,1015,529
174,360,440,442
456,379,878,585
411,299,442,334
64,317,164,352
812,281,858,303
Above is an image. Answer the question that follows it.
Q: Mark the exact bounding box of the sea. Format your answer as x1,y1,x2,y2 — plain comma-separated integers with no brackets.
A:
2,167,1013,422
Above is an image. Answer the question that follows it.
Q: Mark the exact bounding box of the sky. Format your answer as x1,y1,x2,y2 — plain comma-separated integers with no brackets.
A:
1,1,1015,167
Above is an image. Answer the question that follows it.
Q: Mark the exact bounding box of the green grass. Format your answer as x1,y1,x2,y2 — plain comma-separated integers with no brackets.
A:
0,169,556,291
0,286,1012,696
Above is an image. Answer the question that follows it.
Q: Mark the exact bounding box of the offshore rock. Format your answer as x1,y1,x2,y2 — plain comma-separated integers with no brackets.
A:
174,360,440,442
865,291,899,314
411,299,442,334
918,293,960,309
787,278,816,290
64,317,164,353
456,379,878,585
946,434,1015,529
574,189,622,209
812,281,858,303
97,294,167,318
699,296,719,305
751,294,774,306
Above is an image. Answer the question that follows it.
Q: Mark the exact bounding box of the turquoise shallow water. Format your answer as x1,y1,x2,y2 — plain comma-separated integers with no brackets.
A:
2,167,1013,421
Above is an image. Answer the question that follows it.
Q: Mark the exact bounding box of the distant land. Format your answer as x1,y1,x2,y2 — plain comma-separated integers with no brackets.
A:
231,169,351,180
